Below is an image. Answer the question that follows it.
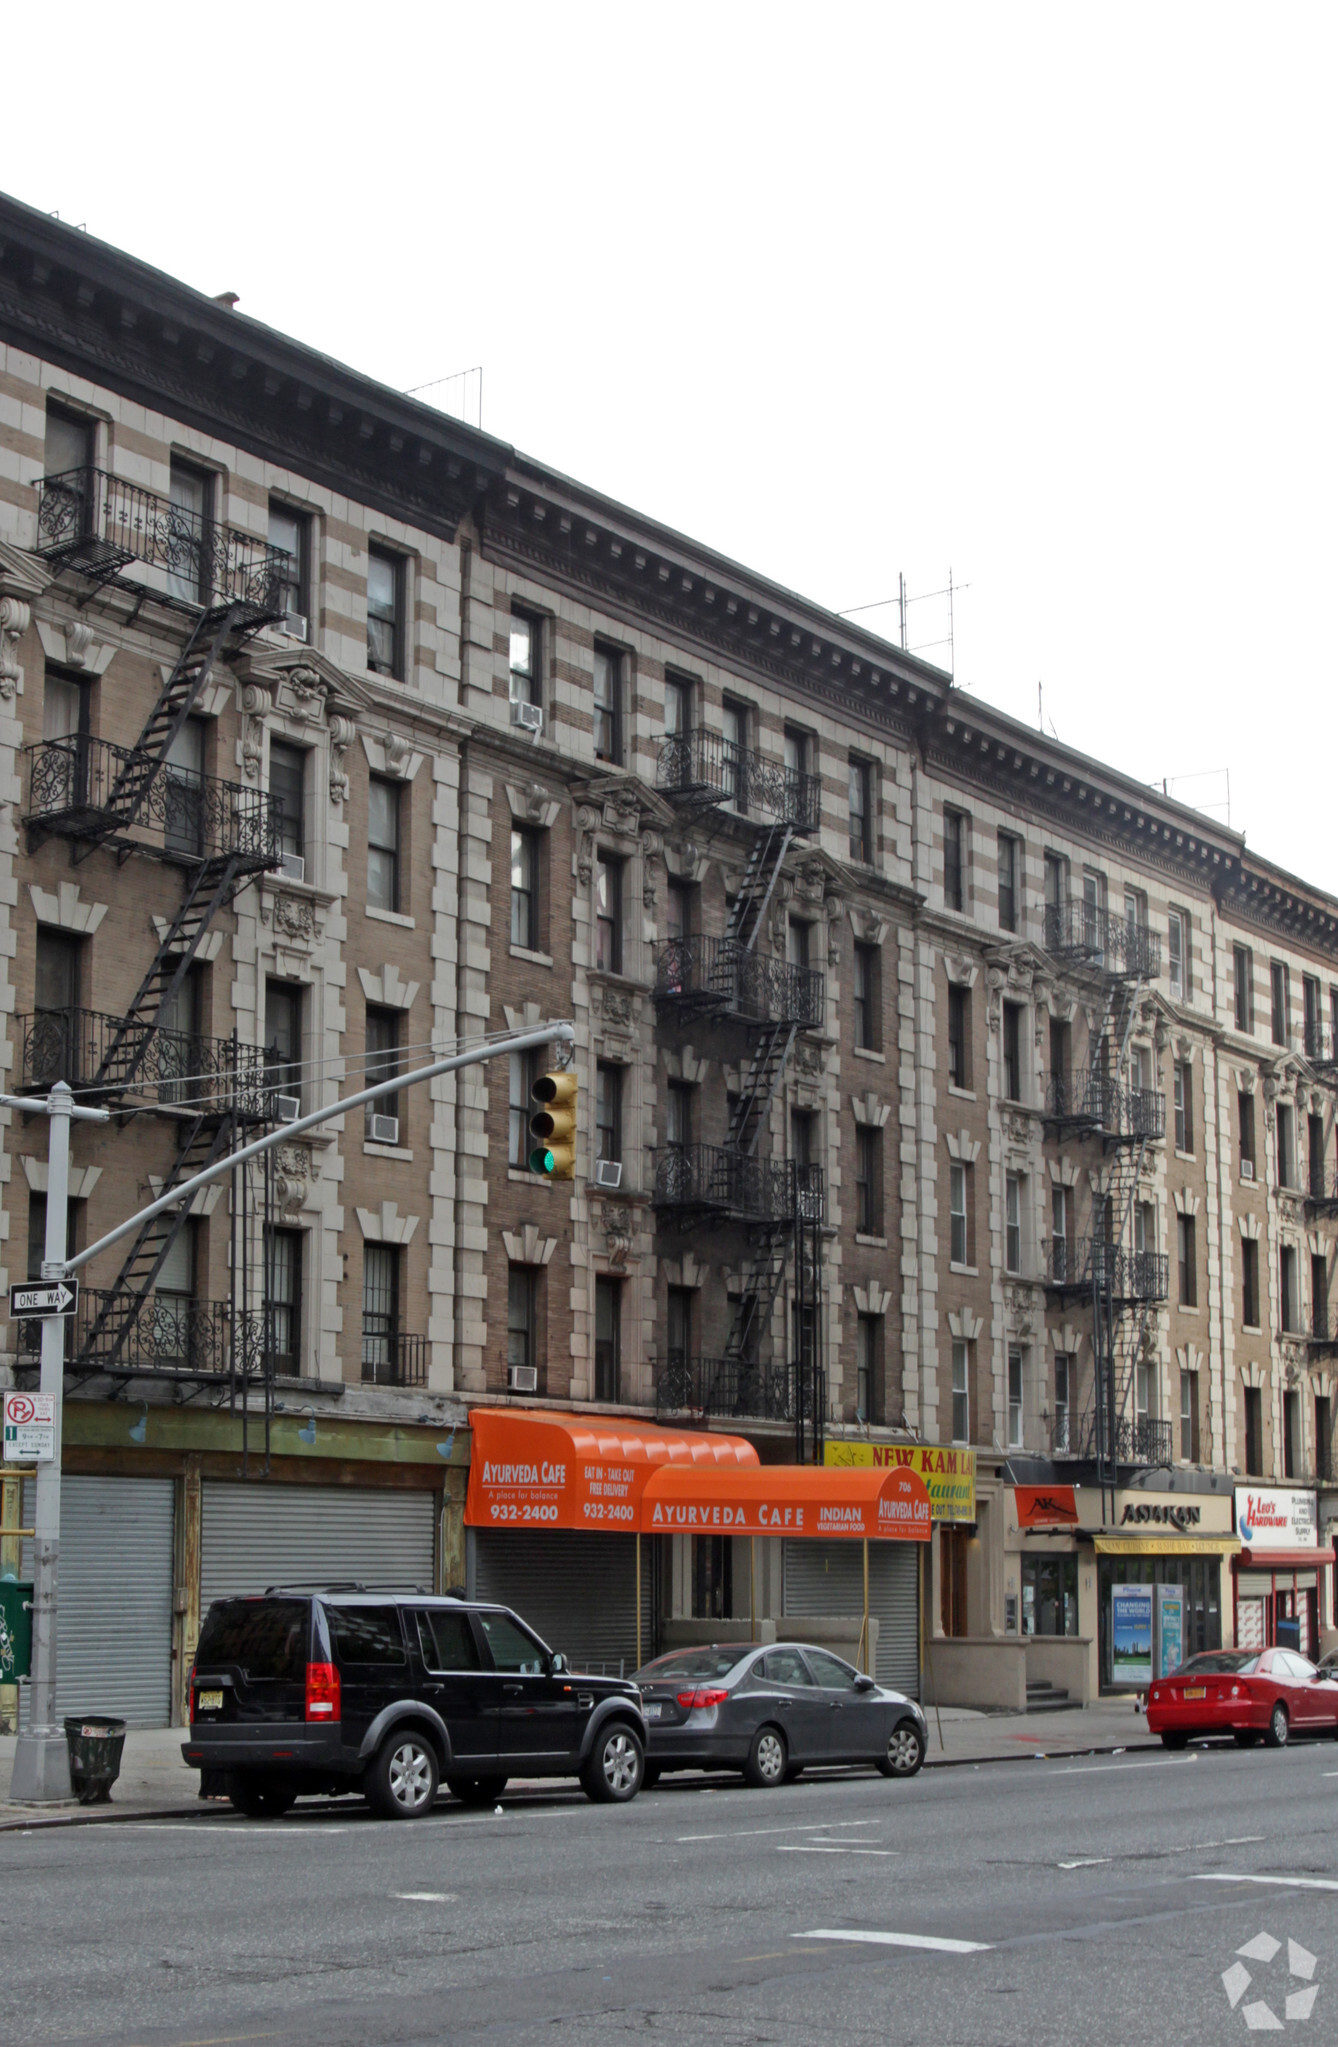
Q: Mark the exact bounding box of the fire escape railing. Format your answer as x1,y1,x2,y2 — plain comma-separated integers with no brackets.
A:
25,739,281,870
36,467,290,613
652,1144,824,1225
653,935,824,1027
18,1008,275,1115
656,729,821,829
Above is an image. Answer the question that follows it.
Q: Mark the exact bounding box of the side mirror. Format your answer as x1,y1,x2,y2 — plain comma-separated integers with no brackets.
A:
854,1674,876,1692
550,1652,570,1676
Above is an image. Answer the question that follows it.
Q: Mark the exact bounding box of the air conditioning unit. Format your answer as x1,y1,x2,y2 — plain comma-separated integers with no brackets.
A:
508,1365,538,1393
278,852,306,884
275,1095,301,1123
1241,1160,1255,1181
368,1114,400,1146
511,699,544,734
277,612,308,641
593,1159,623,1190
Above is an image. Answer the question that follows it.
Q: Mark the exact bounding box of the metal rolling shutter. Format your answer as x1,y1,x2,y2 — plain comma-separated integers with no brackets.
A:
782,1539,921,1699
21,1476,175,1728
473,1530,639,1677
200,1484,436,1607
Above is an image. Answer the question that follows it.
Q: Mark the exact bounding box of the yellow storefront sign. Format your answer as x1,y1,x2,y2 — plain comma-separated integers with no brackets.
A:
825,1441,976,1522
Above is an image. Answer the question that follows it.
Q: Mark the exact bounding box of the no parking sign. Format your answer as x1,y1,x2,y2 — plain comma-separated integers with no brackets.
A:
3,1390,56,1462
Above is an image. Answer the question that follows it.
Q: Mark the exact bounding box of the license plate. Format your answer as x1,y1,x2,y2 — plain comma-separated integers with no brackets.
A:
1182,1686,1206,1700
643,1702,662,1720
197,1689,223,1712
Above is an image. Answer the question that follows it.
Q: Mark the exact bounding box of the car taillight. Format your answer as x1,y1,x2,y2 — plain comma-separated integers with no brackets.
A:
677,1687,730,1710
305,1661,341,1722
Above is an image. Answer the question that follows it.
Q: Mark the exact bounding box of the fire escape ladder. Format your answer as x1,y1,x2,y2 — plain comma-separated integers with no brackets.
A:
728,1022,798,1158
722,1226,793,1367
723,823,793,954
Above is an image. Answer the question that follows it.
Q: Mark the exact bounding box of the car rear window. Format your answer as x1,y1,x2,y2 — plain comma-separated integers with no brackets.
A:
196,1599,309,1680
634,1648,747,1683
327,1605,406,1666
1177,1651,1260,1676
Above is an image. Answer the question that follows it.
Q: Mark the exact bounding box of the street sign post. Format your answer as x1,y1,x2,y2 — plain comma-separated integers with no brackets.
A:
3,1392,56,1464
8,1280,78,1320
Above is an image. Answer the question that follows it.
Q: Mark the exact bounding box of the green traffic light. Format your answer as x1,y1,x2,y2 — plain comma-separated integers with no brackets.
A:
529,1146,556,1175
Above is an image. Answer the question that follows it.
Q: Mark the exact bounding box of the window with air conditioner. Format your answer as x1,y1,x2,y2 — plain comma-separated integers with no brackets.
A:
269,741,306,882
507,1265,538,1391
268,501,310,639
365,1006,402,1144
265,979,303,1114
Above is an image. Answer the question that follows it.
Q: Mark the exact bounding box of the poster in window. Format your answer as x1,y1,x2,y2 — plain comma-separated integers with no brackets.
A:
1156,1585,1185,1677
1110,1583,1154,1685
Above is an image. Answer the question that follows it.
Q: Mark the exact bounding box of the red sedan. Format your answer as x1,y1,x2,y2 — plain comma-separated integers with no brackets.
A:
1147,1648,1338,1749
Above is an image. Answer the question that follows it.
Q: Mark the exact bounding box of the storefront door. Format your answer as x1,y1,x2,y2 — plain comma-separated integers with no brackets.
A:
1097,1555,1222,1689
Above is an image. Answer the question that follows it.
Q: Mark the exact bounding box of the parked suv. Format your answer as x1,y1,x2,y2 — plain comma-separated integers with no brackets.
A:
182,1586,646,1819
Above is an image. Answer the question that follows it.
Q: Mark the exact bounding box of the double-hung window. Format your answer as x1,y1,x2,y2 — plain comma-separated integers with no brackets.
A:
944,808,966,911
1173,1061,1193,1153
1051,1185,1070,1282
1005,1173,1023,1274
848,758,872,863
947,985,969,1088
949,1161,969,1266
367,777,401,912
269,742,306,867
1233,945,1253,1032
364,1006,402,1137
595,1061,623,1164
852,943,879,1051
510,826,540,950
997,832,1019,933
855,1126,880,1235
593,645,623,764
167,457,213,603
951,1340,970,1443
1271,960,1290,1047
509,1046,540,1167
268,501,310,634
856,1314,879,1422
595,853,623,974
509,610,541,708
1054,1355,1071,1452
1167,909,1188,999
1007,1350,1024,1448
367,547,404,677
594,1276,622,1402
265,1226,302,1377
1002,1001,1023,1101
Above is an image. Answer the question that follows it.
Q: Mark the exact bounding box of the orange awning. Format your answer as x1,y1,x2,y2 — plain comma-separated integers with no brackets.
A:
640,1462,932,1540
465,1408,759,1532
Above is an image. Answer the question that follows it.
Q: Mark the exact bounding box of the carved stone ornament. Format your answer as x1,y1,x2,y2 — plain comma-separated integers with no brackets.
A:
384,730,413,774
601,991,634,1028
602,792,642,839
1004,1110,1032,1148
286,666,330,722
240,681,272,780
64,620,94,670
271,893,315,943
575,803,599,887
601,1203,634,1269
273,1144,316,1220
328,713,356,806
1004,1282,1038,1337
793,1038,825,1077
0,596,31,699
792,859,827,907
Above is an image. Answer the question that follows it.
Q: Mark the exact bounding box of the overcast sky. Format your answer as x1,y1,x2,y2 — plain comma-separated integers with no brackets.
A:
7,5,1335,884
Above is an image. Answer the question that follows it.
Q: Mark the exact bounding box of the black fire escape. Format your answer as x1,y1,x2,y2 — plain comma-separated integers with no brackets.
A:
20,466,287,1421
651,730,827,1459
1042,901,1171,1484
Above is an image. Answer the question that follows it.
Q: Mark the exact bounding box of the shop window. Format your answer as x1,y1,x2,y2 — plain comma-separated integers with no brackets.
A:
1243,1385,1264,1475
1022,1555,1078,1637
692,1536,732,1621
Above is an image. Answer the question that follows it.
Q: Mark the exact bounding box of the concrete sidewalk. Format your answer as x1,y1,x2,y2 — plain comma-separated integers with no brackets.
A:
0,1699,1159,1829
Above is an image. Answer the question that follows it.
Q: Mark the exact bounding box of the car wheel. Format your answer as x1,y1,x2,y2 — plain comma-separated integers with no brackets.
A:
227,1772,296,1818
445,1773,509,1807
581,1722,644,1803
640,1763,662,1790
743,1725,788,1788
1264,1703,1289,1749
1160,1732,1189,1750
1233,1731,1261,1748
367,1732,439,1819
875,1719,926,1778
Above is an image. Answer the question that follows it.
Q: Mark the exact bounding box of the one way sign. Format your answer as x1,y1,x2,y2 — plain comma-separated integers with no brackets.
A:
8,1279,78,1319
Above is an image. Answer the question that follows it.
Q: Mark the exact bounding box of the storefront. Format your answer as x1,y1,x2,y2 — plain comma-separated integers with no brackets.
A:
824,1439,977,1690
1231,1487,1335,1659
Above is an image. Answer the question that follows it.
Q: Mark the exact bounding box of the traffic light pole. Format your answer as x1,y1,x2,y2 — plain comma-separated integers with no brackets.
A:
3,1022,572,1803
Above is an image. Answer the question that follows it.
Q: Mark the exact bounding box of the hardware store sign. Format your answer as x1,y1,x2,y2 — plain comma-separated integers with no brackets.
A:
825,1441,976,1521
1235,1487,1317,1549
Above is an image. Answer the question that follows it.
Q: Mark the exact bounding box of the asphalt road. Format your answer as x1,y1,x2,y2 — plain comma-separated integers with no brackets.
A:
3,1737,1337,2047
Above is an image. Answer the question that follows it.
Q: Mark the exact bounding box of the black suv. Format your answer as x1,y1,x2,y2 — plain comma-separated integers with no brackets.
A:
182,1587,646,1819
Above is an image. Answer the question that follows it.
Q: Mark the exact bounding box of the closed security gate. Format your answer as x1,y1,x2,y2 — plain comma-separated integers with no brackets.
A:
22,1475,175,1728
200,1484,436,1606
783,1539,921,1698
473,1530,640,1675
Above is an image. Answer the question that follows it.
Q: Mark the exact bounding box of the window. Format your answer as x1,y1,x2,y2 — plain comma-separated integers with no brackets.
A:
593,645,623,764
1308,1112,1325,1199
595,853,623,974
1177,1214,1197,1307
269,742,306,862
167,457,212,603
947,984,970,1088
997,832,1019,933
595,1061,623,1164
366,547,403,677
1174,1061,1193,1153
720,697,748,810
154,1219,196,1366
786,918,811,971
268,501,309,632
949,1161,970,1266
789,1108,816,1167
1002,1001,1023,1101
45,401,93,481
852,943,879,1051
594,1275,622,1402
664,673,692,737
1234,945,1253,1033
1242,1237,1260,1328
1007,1349,1024,1448
361,1243,401,1385
1134,1202,1155,1266
1180,1370,1199,1463
507,1265,537,1380
1051,1185,1071,1283
666,880,692,945
476,1610,547,1674
509,610,541,708
692,1536,732,1621
1005,1172,1023,1274
784,725,810,784
364,1006,402,1135
330,1607,406,1667
1021,1555,1078,1637
510,826,540,950
856,1313,880,1421
164,715,205,859
1049,1016,1070,1084
418,1609,480,1673
943,808,965,911
1313,1251,1329,1339
509,1046,540,1168
264,980,303,1103
1271,960,1290,1047
1317,1393,1333,1485
1332,986,1338,1061
854,1125,880,1235
1082,868,1105,954
666,1080,693,1150
265,1227,302,1377
32,927,82,1085
666,1286,693,1377
848,758,872,863
1304,974,1324,1059
1283,1389,1300,1481
1276,1102,1295,1188
1238,1090,1256,1173
951,1339,970,1443
1124,887,1147,947
1043,850,1067,941
1134,1359,1152,1424
1243,1385,1264,1474
1167,909,1187,1000
367,777,401,912
1054,1354,1072,1452
1280,1244,1299,1333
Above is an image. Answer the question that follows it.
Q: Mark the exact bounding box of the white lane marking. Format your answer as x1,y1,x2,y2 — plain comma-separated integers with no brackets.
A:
1052,1760,1186,1777
778,1846,896,1857
677,1819,880,1844
796,1928,993,1955
1057,1858,1111,1869
1194,1874,1338,1893
394,1891,457,1902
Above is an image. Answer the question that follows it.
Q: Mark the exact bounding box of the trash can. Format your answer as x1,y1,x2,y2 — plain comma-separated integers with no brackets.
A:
1275,1617,1301,1653
0,1579,32,1682
63,1717,127,1805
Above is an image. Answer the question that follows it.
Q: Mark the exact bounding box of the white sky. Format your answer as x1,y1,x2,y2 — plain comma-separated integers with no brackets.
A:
7,4,1335,883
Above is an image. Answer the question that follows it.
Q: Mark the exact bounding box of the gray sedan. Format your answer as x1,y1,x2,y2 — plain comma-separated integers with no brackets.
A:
633,1641,927,1788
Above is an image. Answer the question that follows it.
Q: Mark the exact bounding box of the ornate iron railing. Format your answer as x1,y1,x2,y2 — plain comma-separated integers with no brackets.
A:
26,736,282,866
18,1008,274,1113
361,1331,428,1388
36,467,291,613
1304,1166,1338,1212
1044,1237,1169,1302
656,728,821,830
1053,1407,1174,1467
17,1288,232,1375
653,1143,823,1223
656,1352,795,1422
1044,1073,1165,1141
1304,1018,1330,1063
653,935,824,1027
1041,901,1162,978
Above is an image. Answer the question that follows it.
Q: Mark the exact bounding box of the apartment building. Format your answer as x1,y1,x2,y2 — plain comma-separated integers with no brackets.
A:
0,194,1331,1729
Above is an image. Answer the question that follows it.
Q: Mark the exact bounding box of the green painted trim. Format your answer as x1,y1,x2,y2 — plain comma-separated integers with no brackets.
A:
63,1403,472,1467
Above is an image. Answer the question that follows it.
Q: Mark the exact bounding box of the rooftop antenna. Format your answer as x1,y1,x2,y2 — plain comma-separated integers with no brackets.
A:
405,365,484,430
837,569,969,677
